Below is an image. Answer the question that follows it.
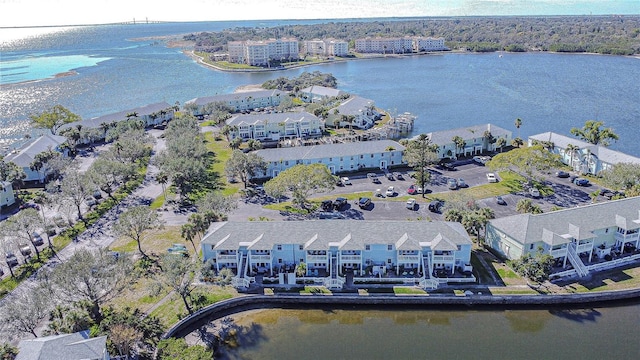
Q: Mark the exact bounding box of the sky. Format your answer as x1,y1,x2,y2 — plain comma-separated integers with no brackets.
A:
1,0,638,27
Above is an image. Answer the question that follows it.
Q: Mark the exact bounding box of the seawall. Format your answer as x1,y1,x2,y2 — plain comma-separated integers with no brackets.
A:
163,288,640,339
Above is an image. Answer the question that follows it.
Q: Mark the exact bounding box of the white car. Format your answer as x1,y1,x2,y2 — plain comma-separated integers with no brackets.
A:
486,173,497,183
386,186,395,197
529,188,541,198
341,177,352,185
406,198,416,210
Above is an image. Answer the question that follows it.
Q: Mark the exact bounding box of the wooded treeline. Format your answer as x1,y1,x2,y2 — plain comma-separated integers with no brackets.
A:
184,15,640,55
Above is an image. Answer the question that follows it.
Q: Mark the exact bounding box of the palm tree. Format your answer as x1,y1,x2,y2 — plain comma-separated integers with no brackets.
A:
155,171,168,202
495,137,507,153
565,143,580,171
452,136,466,158
515,118,522,139
476,207,495,243
295,261,307,277
511,137,524,148
570,120,619,146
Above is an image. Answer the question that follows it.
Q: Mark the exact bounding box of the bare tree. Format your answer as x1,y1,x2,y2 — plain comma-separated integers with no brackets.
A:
0,286,51,339
156,254,199,315
113,206,164,257
0,208,42,261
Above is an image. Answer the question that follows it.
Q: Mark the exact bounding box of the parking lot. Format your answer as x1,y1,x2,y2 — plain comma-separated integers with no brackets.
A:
230,158,607,222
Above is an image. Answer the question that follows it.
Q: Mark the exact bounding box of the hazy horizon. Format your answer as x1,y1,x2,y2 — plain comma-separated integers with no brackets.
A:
1,0,638,28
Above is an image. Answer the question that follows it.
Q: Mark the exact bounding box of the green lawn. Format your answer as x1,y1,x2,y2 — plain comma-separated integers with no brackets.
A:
394,286,427,295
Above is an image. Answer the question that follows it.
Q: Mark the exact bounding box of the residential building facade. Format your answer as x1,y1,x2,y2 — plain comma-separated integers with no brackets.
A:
227,38,299,66
0,181,15,208
226,111,323,141
185,90,288,117
299,85,347,103
528,132,640,175
426,124,512,159
486,197,640,278
201,220,474,290
303,39,349,56
4,134,68,182
413,37,447,51
327,96,379,129
355,37,414,54
253,139,405,177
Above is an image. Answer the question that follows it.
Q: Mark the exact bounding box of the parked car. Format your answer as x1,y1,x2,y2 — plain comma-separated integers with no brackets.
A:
457,178,468,188
555,170,570,178
407,184,417,195
473,156,492,165
486,173,498,183
321,200,333,211
341,177,352,185
529,187,541,198
168,243,188,257
393,172,404,180
385,172,395,180
428,200,444,213
85,197,97,207
333,197,348,210
496,196,507,205
358,197,372,209
19,244,32,257
600,189,622,199
574,178,590,186
406,198,416,210
93,189,103,199
32,233,44,246
437,161,456,171
5,252,18,267
385,186,395,197
367,173,380,183
447,178,458,190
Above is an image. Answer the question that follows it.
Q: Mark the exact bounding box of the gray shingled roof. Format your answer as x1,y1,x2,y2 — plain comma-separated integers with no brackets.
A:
301,85,345,98
489,196,640,246
427,124,511,145
336,96,375,115
254,140,404,162
529,132,640,165
60,102,172,130
5,134,67,167
226,111,318,126
186,89,287,106
17,332,107,360
203,220,472,251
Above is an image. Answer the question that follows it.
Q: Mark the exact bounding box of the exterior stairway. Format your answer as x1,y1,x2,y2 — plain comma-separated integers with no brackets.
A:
567,242,589,278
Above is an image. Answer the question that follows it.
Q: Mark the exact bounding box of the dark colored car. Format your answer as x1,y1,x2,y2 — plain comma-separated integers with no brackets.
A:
438,161,456,171
555,170,570,178
321,200,333,211
6,252,18,267
393,172,404,180
333,197,348,210
32,233,44,246
428,200,443,213
496,196,507,205
574,178,590,186
358,197,372,209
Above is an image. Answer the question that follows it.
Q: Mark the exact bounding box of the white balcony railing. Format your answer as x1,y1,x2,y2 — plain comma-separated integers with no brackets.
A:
306,255,328,262
341,255,362,261
549,248,567,258
397,255,420,262
250,255,271,261
432,255,455,262
216,255,237,261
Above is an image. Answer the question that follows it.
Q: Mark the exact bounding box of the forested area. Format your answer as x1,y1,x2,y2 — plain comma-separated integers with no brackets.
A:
184,15,640,55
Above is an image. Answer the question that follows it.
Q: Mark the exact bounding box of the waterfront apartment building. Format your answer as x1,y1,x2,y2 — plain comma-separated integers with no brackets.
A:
354,36,446,54
0,181,15,208
201,220,474,289
413,37,447,51
303,39,349,57
486,197,640,278
299,85,347,103
326,96,379,129
528,132,640,175
225,111,323,142
228,38,299,66
253,139,405,178
427,124,512,159
185,90,288,116
4,134,69,183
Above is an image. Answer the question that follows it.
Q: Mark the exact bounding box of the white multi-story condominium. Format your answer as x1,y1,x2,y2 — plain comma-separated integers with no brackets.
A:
299,85,347,103
253,139,405,177
413,37,447,51
355,37,414,54
227,41,245,63
303,39,349,56
225,111,323,142
426,124,512,159
185,90,288,116
4,134,69,183
227,38,299,66
528,132,640,175
327,96,379,129
0,181,16,208
58,102,175,144
201,220,473,289
486,196,640,279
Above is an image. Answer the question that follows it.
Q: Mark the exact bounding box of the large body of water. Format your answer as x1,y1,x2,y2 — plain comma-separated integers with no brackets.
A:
1,20,639,155
222,304,640,359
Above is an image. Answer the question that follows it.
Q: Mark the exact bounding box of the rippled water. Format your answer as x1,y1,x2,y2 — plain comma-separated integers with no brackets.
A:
1,21,639,156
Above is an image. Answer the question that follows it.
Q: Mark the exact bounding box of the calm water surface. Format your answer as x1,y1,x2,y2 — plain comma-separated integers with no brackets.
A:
220,304,640,359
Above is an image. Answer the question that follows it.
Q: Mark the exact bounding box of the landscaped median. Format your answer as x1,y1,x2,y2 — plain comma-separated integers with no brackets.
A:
162,287,640,339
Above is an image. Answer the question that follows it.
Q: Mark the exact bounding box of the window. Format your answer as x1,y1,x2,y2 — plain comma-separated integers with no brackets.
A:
277,245,282,251
371,154,374,158
329,158,332,161
388,258,392,263
360,155,364,159
278,258,282,263
365,245,370,251
530,244,534,250
387,245,393,251
299,245,303,250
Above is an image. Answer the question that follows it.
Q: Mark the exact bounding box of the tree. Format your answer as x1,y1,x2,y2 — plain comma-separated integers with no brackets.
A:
483,130,496,151
157,254,199,315
452,135,466,158
229,137,242,150
113,206,164,257
600,162,640,191
0,208,43,261
488,144,563,183
195,191,237,216
508,247,554,283
49,249,133,323
296,261,307,277
246,138,263,151
155,171,169,201
57,168,93,221
0,286,51,338
29,105,80,134
511,137,524,148
0,343,18,359
44,304,92,336
264,164,335,209
225,150,267,188
516,198,543,214
402,134,439,198
0,158,26,190
565,143,580,171
86,157,135,198
495,137,507,152
180,212,218,255
570,120,619,146
514,117,522,139
95,307,164,357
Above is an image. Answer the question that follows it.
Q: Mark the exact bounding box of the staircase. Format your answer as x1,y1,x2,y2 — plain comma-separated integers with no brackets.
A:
330,253,338,279
567,242,589,278
231,252,251,289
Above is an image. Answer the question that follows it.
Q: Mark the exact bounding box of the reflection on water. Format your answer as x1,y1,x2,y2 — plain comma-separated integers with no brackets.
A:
209,306,640,360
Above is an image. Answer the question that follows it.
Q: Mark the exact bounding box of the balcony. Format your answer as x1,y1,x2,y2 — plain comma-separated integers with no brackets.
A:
397,255,420,262
341,255,362,262
549,248,567,258
307,255,328,262
432,255,455,262
217,254,237,262
250,254,271,261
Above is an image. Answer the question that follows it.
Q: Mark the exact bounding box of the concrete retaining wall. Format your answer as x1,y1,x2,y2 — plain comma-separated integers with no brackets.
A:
163,287,640,339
